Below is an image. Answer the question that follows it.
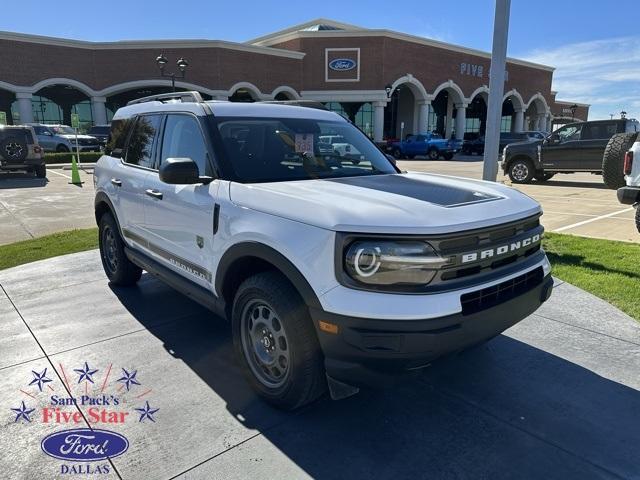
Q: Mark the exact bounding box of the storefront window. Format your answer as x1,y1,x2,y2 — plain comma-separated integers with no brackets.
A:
465,118,481,133
31,96,94,132
500,115,512,132
324,102,375,138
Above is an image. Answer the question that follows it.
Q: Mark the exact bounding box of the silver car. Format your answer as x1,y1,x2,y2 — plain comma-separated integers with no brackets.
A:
29,124,101,153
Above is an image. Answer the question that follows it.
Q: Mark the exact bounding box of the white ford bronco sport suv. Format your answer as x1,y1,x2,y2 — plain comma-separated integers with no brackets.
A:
94,92,553,410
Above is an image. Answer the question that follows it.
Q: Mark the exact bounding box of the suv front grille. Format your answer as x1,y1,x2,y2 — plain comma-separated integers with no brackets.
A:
460,267,543,315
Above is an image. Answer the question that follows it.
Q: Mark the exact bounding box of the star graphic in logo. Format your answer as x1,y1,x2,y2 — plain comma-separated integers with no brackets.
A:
73,362,98,384
134,401,159,423
116,368,141,391
28,368,52,392
11,401,35,423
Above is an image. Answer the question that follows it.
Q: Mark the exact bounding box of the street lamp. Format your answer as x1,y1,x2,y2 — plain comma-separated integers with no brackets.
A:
385,84,393,99
156,54,189,92
621,110,627,119
570,104,578,119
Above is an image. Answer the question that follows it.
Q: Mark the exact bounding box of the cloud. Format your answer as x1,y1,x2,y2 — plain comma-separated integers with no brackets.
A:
520,36,640,120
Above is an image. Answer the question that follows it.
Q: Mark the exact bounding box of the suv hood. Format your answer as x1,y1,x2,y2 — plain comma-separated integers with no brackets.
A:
229,172,541,234
506,139,541,151
59,134,97,141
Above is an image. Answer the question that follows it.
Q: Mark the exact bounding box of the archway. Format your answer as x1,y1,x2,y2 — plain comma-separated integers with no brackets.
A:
32,84,92,131
525,95,550,132
228,83,262,102
503,90,525,132
271,86,300,101
430,82,465,139
466,90,488,138
0,88,16,124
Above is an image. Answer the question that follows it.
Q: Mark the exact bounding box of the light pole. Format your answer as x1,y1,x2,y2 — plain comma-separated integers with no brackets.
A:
621,110,627,119
570,104,578,120
156,54,189,92
482,0,511,181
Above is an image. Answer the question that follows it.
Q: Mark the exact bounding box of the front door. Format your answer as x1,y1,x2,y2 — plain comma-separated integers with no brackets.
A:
142,113,219,290
542,123,584,170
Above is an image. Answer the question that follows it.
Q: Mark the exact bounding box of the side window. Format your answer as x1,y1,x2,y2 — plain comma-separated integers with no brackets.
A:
124,115,162,168
557,125,582,143
106,118,135,156
160,114,209,175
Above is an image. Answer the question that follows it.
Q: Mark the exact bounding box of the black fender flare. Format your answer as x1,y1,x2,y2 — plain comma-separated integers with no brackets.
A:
94,191,123,235
215,241,322,310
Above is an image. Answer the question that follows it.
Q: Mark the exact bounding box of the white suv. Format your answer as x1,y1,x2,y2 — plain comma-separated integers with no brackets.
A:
94,92,553,410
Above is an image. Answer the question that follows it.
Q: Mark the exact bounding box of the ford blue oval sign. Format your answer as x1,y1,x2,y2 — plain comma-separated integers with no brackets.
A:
41,428,129,462
329,58,357,71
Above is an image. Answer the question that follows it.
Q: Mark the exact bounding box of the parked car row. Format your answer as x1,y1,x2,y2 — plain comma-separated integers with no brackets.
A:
29,124,102,153
462,131,546,155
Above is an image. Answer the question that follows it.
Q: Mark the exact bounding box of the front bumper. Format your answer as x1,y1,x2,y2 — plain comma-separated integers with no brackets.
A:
617,186,640,205
310,270,553,388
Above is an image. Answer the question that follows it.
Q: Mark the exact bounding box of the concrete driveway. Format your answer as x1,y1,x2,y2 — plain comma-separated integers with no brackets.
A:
1,250,639,479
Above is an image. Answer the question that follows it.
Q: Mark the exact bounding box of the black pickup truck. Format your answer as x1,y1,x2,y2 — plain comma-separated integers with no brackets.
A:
501,119,639,184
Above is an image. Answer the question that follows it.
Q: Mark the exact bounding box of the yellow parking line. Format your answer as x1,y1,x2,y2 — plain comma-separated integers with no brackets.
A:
553,208,634,233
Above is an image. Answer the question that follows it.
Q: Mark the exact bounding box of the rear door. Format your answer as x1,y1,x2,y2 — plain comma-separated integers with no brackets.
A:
542,123,584,170
116,114,162,248
579,122,621,170
142,112,219,289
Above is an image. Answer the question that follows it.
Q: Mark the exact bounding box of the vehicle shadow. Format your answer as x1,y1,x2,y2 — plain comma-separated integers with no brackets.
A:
532,179,610,189
0,172,48,188
545,250,640,280
110,275,639,479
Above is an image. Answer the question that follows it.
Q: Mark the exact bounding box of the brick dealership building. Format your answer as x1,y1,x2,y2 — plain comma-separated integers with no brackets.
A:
0,18,589,140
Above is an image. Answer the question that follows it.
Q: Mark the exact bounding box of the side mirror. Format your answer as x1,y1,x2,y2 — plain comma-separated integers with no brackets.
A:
160,157,210,184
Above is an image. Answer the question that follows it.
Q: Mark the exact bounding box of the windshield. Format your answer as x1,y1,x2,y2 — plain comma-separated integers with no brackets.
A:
215,117,397,183
50,126,76,135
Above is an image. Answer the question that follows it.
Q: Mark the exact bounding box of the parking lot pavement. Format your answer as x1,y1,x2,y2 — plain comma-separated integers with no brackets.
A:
1,250,639,479
399,157,639,243
0,167,96,245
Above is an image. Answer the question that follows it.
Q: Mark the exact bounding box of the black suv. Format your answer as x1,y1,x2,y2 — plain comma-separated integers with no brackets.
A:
502,119,640,183
0,125,46,178
88,125,110,147
462,131,545,156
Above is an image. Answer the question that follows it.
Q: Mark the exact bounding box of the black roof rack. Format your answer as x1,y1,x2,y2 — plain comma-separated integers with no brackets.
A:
127,91,204,106
259,100,329,111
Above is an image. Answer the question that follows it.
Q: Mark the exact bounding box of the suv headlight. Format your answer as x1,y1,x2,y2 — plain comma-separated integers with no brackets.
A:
344,240,450,288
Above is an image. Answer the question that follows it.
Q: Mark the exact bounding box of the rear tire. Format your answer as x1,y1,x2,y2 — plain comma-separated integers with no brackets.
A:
602,132,637,189
443,152,454,160
98,212,142,286
232,271,326,410
508,158,535,184
34,165,46,178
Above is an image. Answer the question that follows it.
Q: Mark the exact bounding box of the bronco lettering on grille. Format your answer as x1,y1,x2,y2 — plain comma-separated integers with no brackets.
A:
461,234,541,264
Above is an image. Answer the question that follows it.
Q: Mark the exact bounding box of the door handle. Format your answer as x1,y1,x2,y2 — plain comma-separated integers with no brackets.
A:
145,189,163,200
111,178,122,187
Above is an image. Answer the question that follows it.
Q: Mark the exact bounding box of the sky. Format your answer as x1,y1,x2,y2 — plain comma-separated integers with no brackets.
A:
1,0,636,120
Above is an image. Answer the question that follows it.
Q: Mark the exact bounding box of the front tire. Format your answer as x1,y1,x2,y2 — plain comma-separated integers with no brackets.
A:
443,152,454,160
232,272,326,410
392,148,403,160
635,208,640,234
428,148,439,160
98,212,142,286
508,158,535,184
56,144,70,153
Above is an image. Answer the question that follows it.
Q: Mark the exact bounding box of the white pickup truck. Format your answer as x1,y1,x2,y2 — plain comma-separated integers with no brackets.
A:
616,136,640,232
